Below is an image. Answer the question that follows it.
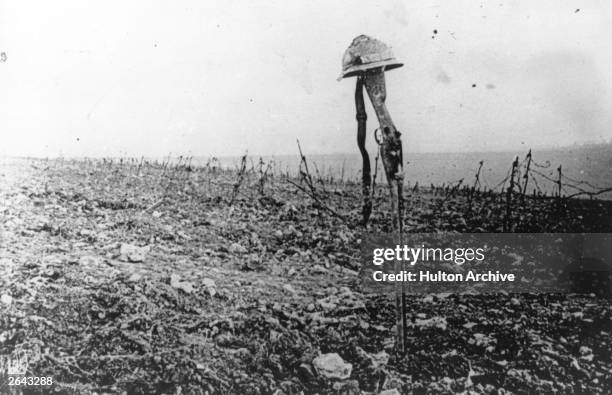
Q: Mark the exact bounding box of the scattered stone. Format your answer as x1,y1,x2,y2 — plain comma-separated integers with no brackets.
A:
127,273,143,282
229,242,248,254
119,243,150,262
214,333,235,347
371,324,389,332
332,380,360,394
170,274,195,294
1,294,12,305
412,316,448,330
317,299,337,311
283,284,297,295
0,331,10,343
422,295,434,303
579,346,594,361
176,230,191,240
79,229,94,237
79,255,101,266
313,353,352,380
202,278,217,297
269,330,282,343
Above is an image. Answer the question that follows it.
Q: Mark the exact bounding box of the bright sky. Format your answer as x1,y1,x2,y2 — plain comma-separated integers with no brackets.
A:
1,1,612,157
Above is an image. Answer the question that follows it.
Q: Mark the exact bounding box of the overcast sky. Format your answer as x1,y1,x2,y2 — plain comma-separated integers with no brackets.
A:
1,0,611,158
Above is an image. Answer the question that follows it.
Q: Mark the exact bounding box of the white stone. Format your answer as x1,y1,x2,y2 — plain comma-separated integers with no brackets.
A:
313,353,352,380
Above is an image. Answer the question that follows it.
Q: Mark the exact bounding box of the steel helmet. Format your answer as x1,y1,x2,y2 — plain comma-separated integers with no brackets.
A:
338,35,403,80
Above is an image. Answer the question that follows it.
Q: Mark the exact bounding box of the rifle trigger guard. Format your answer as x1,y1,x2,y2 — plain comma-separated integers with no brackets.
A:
374,128,383,146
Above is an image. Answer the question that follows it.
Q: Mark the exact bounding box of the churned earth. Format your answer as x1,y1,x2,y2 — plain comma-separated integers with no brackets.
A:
0,157,611,394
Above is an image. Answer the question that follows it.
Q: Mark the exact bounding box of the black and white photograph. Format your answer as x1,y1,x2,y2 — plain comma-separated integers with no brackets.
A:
1,1,611,394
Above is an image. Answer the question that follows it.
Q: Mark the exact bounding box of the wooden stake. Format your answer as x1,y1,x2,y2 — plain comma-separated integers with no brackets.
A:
522,149,532,197
468,160,484,212
504,156,519,232
557,165,563,198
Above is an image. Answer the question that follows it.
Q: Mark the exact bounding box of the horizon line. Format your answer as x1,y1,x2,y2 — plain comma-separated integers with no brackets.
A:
2,140,610,160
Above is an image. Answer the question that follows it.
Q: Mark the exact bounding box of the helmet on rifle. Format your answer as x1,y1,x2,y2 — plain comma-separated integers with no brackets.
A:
338,35,403,80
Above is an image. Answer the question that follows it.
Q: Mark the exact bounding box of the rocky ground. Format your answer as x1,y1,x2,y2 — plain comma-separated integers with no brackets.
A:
0,157,611,394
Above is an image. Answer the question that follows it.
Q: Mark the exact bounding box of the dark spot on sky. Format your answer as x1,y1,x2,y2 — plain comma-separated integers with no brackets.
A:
154,43,157,47
76,138,80,142
486,83,495,89
433,29,438,34
472,84,477,88
575,8,580,13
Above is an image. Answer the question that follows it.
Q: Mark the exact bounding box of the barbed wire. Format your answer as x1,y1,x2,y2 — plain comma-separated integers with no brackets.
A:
561,173,601,190
456,151,611,199
528,168,558,184
531,159,551,168
491,169,512,192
